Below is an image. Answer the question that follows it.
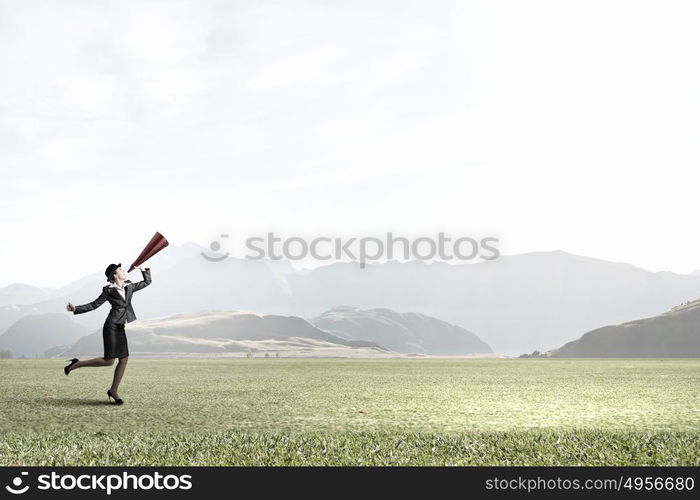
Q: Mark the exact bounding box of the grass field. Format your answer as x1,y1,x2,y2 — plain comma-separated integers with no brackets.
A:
0,358,698,465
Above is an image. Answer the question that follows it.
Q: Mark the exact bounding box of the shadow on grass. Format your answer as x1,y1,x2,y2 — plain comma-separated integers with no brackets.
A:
44,398,114,407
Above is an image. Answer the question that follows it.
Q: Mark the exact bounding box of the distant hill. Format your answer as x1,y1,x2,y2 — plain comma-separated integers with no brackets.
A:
46,310,385,358
311,306,492,355
551,299,700,357
0,313,89,357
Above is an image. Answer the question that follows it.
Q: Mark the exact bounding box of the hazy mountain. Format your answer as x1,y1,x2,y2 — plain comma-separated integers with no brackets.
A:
311,306,492,355
551,299,700,357
47,310,384,358
0,313,89,357
287,251,700,353
0,283,59,307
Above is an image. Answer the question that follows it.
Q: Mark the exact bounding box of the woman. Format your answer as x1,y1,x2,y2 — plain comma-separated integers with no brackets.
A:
65,263,152,404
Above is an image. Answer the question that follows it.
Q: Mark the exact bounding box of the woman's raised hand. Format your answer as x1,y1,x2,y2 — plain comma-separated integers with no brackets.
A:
66,302,76,312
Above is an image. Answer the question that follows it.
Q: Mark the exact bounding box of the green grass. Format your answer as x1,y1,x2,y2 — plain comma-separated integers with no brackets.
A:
0,358,698,465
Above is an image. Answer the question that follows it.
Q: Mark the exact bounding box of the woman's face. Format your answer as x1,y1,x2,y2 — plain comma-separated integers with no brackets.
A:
114,267,127,281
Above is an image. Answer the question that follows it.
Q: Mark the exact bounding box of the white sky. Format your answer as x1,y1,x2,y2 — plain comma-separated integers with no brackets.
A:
1,0,699,287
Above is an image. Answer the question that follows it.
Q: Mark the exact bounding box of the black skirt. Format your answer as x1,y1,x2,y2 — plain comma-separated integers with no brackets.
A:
103,322,129,359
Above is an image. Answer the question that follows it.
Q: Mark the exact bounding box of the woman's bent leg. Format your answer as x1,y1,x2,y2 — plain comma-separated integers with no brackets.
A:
71,357,115,370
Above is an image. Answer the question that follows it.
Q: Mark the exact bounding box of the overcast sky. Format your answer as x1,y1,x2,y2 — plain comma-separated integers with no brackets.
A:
1,0,699,287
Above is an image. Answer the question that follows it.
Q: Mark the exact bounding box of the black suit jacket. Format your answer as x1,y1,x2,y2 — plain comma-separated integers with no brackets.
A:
73,268,152,324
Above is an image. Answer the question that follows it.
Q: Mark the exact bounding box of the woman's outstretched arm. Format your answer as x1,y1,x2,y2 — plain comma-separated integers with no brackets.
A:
67,289,108,314
130,267,152,292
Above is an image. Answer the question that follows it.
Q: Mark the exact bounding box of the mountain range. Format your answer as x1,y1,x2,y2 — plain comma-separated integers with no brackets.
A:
2,242,700,354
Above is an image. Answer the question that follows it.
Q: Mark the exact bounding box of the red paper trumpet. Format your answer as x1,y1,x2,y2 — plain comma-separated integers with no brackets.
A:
128,232,169,272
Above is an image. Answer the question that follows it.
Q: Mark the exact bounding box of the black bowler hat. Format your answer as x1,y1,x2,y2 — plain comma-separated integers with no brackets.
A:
105,263,122,281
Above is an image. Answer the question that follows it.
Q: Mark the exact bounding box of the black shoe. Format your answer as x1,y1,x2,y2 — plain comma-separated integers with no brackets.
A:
107,389,123,405
64,358,79,375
